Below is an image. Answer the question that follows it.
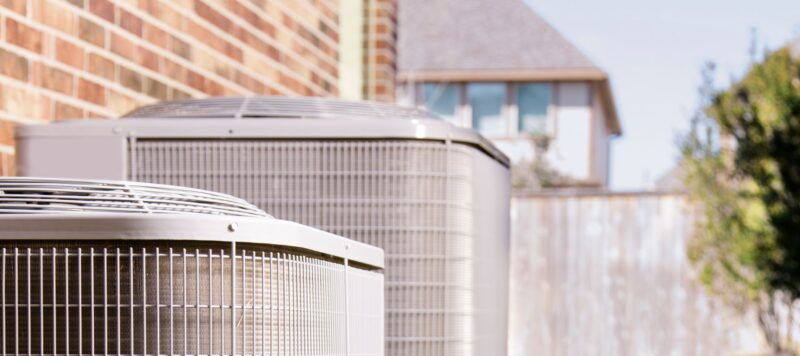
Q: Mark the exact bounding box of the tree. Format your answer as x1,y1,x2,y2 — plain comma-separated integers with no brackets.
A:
683,48,800,354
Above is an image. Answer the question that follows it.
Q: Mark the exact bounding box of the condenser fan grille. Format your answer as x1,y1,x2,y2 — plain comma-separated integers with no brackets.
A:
0,178,267,217
123,96,435,120
0,241,383,356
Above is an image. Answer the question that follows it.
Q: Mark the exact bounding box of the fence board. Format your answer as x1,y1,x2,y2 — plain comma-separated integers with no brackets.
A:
510,193,758,356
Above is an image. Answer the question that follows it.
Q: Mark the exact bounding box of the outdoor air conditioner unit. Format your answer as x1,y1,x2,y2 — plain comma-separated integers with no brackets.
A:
16,96,511,356
0,177,384,356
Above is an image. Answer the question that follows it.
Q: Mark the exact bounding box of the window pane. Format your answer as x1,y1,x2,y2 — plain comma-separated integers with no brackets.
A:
517,83,551,134
423,83,459,124
468,83,506,136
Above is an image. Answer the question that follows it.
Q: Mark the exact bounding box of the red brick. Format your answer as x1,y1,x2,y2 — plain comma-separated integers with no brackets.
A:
0,120,14,147
142,77,168,100
34,95,53,120
169,35,191,59
78,78,105,105
0,0,26,15
137,47,159,71
186,70,205,91
194,1,233,31
55,39,84,69
157,3,183,30
79,18,105,47
137,0,157,13
168,87,190,100
0,48,28,81
185,21,224,55
224,43,242,62
41,66,73,95
162,60,187,83
87,53,114,80
89,0,114,23
110,33,135,59
118,65,142,92
0,153,16,177
6,18,43,53
119,9,143,36
41,2,77,35
54,101,83,120
207,81,224,96
143,24,169,49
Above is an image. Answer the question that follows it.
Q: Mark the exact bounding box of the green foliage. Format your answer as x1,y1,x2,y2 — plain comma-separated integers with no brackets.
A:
683,49,800,352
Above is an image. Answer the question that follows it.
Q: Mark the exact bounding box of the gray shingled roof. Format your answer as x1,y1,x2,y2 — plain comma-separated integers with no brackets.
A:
398,0,601,74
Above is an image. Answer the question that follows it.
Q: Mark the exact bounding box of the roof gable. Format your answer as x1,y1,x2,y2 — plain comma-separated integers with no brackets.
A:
398,0,601,74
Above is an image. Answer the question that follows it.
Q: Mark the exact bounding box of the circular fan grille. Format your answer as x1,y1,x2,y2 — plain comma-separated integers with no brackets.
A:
122,96,435,120
0,178,268,217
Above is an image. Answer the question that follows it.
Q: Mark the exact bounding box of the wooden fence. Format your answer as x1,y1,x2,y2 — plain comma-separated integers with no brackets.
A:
509,192,760,356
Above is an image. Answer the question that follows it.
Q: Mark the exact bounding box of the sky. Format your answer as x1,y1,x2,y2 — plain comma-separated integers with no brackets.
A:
524,0,800,190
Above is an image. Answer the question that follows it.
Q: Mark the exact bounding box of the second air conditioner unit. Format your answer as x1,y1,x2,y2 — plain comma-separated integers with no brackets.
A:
0,177,384,356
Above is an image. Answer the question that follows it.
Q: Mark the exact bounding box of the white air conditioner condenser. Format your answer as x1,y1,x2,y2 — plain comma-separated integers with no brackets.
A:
0,177,384,356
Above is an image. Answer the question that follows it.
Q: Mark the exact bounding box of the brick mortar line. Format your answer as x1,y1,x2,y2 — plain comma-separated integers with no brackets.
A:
156,0,334,94
270,0,340,37
0,6,211,99
203,0,339,83
366,48,396,57
52,3,257,97
236,0,340,63
251,0,339,49
248,1,339,46
369,18,397,30
228,0,340,71
109,0,305,96
0,73,116,118
163,0,335,90
313,0,340,22
0,41,157,105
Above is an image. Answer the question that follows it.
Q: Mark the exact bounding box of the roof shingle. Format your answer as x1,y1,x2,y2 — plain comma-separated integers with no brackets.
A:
398,0,601,74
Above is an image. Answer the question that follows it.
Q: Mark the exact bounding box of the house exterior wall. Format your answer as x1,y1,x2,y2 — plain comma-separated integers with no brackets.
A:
0,0,346,175
547,82,592,182
590,83,611,184
362,0,397,101
398,80,612,186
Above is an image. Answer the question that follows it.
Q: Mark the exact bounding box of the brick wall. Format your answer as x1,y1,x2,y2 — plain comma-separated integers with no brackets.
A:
0,0,341,175
363,0,396,102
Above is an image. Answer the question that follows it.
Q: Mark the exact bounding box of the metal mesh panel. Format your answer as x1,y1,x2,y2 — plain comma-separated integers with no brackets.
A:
129,140,474,356
0,178,266,217
0,241,381,356
122,97,435,120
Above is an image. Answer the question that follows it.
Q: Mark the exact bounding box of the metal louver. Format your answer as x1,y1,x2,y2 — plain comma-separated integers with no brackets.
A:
0,178,385,356
123,96,435,120
16,96,509,356
0,178,267,217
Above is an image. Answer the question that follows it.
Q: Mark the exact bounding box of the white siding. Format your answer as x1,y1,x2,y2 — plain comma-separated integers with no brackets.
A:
590,86,610,185
547,82,592,181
